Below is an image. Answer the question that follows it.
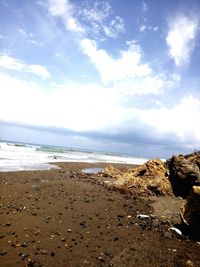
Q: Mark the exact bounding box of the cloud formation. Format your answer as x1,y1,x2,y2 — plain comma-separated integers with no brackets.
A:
44,0,125,38
81,39,151,84
0,71,199,150
81,38,165,95
166,16,198,66
0,54,51,79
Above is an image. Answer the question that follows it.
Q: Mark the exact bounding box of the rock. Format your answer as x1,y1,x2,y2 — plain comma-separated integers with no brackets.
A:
98,256,105,262
27,259,36,267
19,253,29,260
40,249,47,255
21,242,28,248
185,259,194,267
0,251,7,256
185,151,200,169
80,222,87,228
167,152,200,197
164,231,173,239
104,159,172,196
180,186,200,232
103,165,123,178
34,229,40,235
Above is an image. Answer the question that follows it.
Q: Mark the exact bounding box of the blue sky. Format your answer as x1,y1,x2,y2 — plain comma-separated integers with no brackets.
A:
0,0,200,158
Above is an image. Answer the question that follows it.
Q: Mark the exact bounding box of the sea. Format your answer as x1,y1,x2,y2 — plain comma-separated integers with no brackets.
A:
0,141,149,172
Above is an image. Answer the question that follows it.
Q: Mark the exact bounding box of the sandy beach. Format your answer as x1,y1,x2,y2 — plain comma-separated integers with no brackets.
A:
1,162,200,267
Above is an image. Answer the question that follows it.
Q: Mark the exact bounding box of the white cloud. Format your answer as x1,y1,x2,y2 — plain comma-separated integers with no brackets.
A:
47,0,71,16
139,25,147,32
0,72,126,132
66,16,84,34
81,38,152,85
80,2,124,38
138,95,200,141
44,0,124,38
114,75,164,96
27,39,44,46
80,38,166,96
139,25,159,33
46,0,84,34
0,54,51,79
0,54,24,70
103,16,125,38
0,72,199,148
166,16,198,66
142,1,148,12
81,1,111,24
18,28,27,36
28,65,50,79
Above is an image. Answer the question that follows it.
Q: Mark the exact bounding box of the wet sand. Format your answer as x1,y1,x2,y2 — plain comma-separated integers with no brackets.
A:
0,162,200,267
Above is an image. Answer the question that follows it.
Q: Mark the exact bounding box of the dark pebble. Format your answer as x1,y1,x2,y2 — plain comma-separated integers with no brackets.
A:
98,256,105,262
80,222,86,228
27,259,36,267
0,251,7,256
21,242,28,248
50,252,55,256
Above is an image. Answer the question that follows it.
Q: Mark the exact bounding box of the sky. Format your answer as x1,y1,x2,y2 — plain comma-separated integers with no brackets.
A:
0,0,200,158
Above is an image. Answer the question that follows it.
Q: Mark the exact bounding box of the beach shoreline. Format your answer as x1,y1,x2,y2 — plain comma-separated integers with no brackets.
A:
1,162,200,267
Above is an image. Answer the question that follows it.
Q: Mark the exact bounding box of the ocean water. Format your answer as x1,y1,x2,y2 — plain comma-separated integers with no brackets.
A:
0,141,149,172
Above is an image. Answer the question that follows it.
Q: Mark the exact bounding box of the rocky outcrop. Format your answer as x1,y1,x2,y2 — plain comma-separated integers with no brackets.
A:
180,186,200,238
104,159,173,196
185,151,200,169
181,186,200,227
167,152,200,198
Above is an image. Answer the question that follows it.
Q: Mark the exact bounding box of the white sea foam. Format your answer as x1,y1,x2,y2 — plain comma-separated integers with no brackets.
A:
0,142,149,172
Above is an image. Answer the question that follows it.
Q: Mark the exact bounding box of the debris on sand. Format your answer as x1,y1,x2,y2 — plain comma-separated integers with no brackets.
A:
104,159,172,196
